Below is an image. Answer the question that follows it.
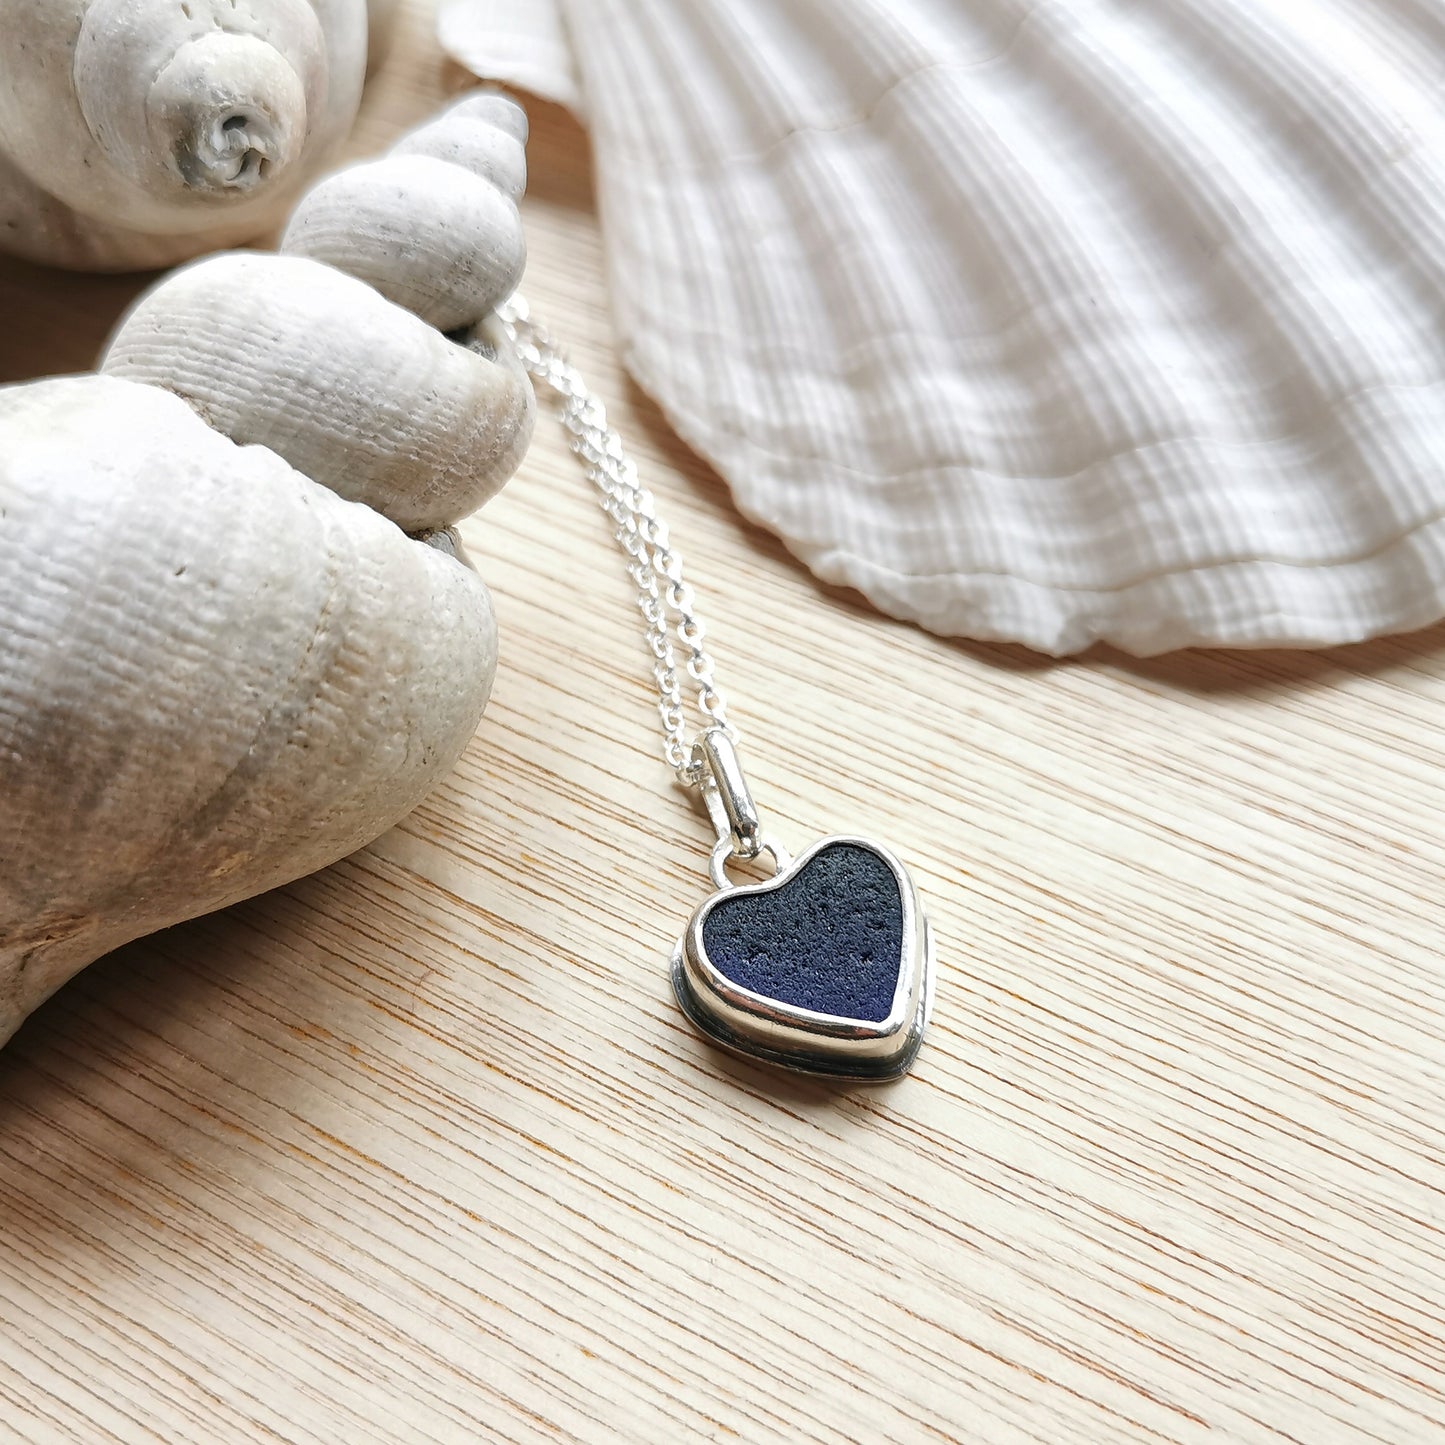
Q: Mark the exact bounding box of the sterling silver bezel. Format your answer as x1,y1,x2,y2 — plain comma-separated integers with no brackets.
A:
670,835,935,1081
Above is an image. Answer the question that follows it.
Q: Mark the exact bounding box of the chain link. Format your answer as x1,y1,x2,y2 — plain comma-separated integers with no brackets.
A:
494,295,732,787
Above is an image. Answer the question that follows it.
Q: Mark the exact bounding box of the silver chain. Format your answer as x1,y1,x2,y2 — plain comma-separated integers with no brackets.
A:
495,295,731,787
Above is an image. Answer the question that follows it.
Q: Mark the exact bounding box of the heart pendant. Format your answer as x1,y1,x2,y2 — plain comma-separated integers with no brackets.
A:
671,835,935,1080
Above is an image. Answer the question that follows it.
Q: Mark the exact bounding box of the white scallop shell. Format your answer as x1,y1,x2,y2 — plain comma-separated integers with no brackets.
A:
444,0,1445,655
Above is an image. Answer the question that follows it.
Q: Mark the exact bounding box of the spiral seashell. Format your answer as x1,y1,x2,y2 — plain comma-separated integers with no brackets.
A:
0,0,369,271
1,87,536,1046
391,93,529,198
0,374,498,1046
281,93,527,331
102,251,535,533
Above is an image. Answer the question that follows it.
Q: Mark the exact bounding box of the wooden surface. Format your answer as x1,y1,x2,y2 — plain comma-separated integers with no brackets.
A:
3,8,1445,1443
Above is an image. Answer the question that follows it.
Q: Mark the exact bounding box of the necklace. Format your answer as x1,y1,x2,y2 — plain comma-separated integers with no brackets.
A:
494,297,936,1081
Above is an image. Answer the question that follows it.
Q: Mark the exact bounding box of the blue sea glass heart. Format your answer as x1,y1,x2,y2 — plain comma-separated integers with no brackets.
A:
699,842,904,1023
672,834,933,1080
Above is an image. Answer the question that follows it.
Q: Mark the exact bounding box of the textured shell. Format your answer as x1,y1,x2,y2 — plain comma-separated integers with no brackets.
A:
102,251,534,533
282,92,527,331
0,0,369,271
282,154,525,330
445,0,1445,655
0,374,497,1046
437,0,581,113
393,101,528,199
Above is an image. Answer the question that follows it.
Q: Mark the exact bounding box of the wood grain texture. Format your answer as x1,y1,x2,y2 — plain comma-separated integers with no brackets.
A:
2,5,1444,1441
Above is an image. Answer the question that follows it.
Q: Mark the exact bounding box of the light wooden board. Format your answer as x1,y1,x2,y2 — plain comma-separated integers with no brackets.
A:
2,6,1444,1442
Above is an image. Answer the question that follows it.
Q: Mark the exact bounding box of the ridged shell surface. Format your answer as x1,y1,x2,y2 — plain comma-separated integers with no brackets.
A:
445,0,1445,654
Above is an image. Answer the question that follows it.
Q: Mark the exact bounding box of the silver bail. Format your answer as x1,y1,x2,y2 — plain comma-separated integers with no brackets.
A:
693,728,763,859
